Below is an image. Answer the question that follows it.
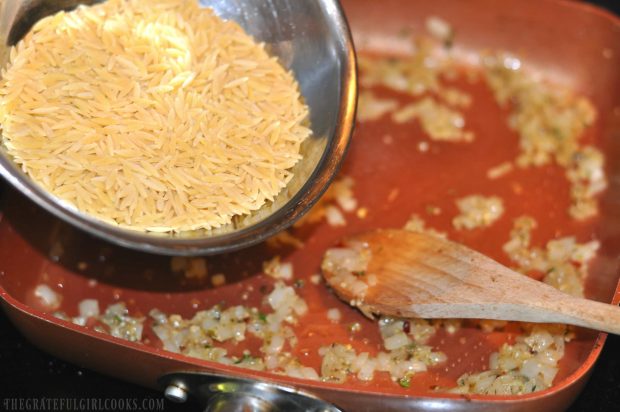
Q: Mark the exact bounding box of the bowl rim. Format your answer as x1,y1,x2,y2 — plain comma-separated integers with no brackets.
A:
0,0,358,256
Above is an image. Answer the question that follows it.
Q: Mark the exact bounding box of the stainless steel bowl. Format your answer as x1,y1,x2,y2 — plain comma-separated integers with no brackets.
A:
0,0,357,255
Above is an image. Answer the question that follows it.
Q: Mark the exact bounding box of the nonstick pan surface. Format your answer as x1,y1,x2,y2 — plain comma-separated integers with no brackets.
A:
1,0,620,410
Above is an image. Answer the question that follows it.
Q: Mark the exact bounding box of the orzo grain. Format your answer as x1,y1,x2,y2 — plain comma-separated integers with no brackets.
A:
0,0,310,232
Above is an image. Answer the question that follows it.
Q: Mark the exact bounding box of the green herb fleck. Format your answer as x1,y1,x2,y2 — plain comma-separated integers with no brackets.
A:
258,312,267,322
294,279,305,288
235,354,254,364
352,271,366,277
399,376,411,388
425,205,441,216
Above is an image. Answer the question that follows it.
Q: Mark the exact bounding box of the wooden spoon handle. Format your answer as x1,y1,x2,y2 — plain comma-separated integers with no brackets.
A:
357,230,620,333
371,282,620,335
389,294,620,335
525,294,620,335
404,266,620,333
368,270,620,332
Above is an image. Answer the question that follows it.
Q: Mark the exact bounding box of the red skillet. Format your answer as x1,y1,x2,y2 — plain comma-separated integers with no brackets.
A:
1,0,620,410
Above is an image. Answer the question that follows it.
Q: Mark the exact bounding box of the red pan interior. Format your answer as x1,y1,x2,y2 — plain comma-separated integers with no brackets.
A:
1,0,620,410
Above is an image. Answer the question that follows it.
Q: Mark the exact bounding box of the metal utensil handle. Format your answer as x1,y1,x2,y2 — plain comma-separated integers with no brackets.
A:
159,372,342,412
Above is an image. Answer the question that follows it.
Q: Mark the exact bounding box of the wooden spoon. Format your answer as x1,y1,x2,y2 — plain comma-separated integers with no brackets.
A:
321,229,620,334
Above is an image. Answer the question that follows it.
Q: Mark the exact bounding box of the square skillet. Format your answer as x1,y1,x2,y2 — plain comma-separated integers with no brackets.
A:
1,0,619,410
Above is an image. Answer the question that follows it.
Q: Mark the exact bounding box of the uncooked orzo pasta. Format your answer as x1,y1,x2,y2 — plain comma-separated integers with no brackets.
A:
0,0,310,232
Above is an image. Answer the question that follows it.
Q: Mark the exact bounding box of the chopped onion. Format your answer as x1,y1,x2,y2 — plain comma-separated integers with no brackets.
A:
325,205,346,227
425,16,453,43
149,308,168,324
383,332,410,350
152,325,180,353
277,263,293,280
78,299,100,318
327,308,342,323
34,284,61,310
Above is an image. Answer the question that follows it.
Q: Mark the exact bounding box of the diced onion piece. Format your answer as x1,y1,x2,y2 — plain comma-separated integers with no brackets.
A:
34,284,61,310
425,16,453,43
325,205,346,227
78,299,100,318
327,308,342,323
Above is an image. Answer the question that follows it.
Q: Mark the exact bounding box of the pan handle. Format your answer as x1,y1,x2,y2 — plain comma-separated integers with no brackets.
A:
158,372,343,412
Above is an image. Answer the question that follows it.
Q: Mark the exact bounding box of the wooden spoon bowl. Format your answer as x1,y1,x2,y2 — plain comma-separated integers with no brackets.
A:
322,229,620,334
